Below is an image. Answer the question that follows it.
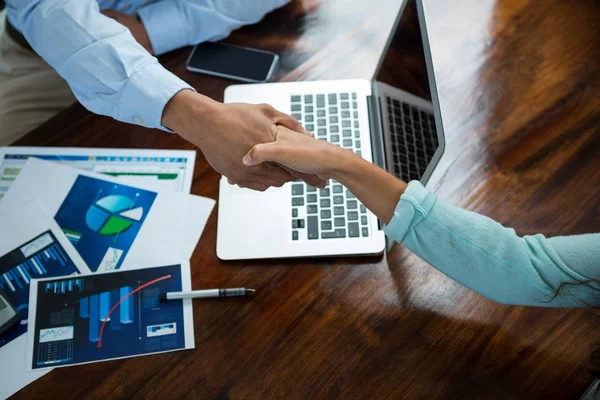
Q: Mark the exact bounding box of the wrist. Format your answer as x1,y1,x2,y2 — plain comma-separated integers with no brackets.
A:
328,149,364,182
162,90,220,134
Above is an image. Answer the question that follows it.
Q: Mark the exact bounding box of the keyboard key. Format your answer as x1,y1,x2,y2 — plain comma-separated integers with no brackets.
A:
306,105,314,113
291,104,301,112
329,107,338,115
307,205,318,214
347,200,358,210
341,102,350,109
334,228,347,238
328,93,337,105
292,113,302,120
307,194,317,203
333,185,343,193
342,120,351,128
356,140,361,149
321,209,331,218
307,216,319,239
307,186,317,193
330,135,340,142
292,219,303,229
348,211,358,221
352,101,357,109
354,121,360,128
342,129,352,137
292,184,304,195
348,222,360,237
362,227,369,237
305,115,314,123
334,206,344,215
319,188,330,197
291,95,301,102
341,111,350,118
334,217,345,227
330,126,339,133
318,128,327,136
354,130,360,138
317,119,326,126
292,197,304,206
304,94,313,104
352,93,357,100
320,199,331,207
356,150,362,156
343,139,352,147
317,94,325,107
330,116,339,124
361,215,368,225
321,221,332,230
333,196,343,204
292,231,299,240
346,191,356,199
340,93,349,100
292,208,298,218
353,111,358,118
306,124,314,132
360,205,367,213
317,109,326,117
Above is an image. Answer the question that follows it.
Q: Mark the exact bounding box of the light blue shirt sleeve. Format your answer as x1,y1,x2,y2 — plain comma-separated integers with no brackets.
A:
384,181,600,307
10,0,193,130
137,0,291,56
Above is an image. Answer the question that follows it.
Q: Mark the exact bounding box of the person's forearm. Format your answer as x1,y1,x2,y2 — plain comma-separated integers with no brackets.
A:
330,152,407,224
161,89,219,135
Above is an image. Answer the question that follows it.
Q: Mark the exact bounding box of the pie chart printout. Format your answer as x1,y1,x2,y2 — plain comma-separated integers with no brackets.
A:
55,176,157,272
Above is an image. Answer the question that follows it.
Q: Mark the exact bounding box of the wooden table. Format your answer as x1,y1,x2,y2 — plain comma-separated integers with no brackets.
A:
11,0,600,398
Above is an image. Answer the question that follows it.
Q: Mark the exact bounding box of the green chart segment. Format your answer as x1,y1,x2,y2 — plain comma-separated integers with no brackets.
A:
85,194,144,236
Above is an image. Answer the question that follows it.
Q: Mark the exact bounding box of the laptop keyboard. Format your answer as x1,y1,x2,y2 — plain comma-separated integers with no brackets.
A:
386,96,439,182
290,92,369,241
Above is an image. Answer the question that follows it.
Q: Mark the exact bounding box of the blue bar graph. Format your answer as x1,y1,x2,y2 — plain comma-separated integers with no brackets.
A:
78,286,135,343
0,231,80,351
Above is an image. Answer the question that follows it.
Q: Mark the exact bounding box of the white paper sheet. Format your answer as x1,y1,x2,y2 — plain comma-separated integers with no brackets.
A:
0,146,197,199
0,202,90,399
25,263,194,370
0,158,215,273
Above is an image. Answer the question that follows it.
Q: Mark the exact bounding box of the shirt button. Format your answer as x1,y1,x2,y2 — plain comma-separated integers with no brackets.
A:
134,116,143,125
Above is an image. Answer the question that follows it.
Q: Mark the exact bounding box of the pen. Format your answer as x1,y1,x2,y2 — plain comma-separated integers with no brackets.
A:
159,288,256,300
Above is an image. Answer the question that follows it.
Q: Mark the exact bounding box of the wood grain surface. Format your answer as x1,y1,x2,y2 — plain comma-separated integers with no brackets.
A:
9,0,600,398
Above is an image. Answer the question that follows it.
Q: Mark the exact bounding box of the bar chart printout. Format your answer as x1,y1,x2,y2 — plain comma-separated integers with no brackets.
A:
0,231,80,349
29,264,192,369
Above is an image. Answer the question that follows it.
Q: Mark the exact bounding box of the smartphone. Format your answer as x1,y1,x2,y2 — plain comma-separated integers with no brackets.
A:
185,42,279,83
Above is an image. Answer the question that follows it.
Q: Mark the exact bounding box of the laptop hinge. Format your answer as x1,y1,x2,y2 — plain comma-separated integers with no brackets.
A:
367,94,386,170
366,94,386,231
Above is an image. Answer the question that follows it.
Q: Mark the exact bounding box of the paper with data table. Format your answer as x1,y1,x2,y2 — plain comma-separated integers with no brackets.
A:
1,158,215,273
25,263,194,370
0,202,90,399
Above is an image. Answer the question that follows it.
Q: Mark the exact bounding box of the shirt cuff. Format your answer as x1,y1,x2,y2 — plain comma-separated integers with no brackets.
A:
137,2,188,56
118,62,194,131
383,180,437,243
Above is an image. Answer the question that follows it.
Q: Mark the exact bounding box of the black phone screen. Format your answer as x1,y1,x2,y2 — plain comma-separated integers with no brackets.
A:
187,42,277,82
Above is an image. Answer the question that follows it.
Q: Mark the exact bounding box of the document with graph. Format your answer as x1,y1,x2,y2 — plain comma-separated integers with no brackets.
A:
0,201,89,399
1,158,215,273
25,264,194,370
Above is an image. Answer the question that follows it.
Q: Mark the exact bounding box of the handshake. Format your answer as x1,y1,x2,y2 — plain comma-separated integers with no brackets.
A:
163,89,346,191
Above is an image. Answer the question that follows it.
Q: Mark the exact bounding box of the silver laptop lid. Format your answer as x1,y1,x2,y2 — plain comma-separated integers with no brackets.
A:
369,0,445,185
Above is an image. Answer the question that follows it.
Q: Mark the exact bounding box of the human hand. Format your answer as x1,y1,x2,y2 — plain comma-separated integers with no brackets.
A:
242,125,357,180
101,9,154,54
162,90,327,191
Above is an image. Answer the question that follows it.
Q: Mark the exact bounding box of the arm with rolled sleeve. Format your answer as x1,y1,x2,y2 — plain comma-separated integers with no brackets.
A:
137,0,291,56
384,181,600,307
11,0,192,129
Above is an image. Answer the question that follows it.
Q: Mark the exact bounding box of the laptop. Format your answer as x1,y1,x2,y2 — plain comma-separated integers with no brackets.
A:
217,0,445,260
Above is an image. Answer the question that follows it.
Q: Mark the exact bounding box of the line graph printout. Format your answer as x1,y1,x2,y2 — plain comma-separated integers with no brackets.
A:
0,202,89,400
26,264,194,370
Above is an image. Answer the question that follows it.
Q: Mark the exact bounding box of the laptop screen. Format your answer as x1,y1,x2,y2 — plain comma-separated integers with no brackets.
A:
373,0,443,184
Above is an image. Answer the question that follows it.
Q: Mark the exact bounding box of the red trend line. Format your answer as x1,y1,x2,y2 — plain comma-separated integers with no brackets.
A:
97,274,172,348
